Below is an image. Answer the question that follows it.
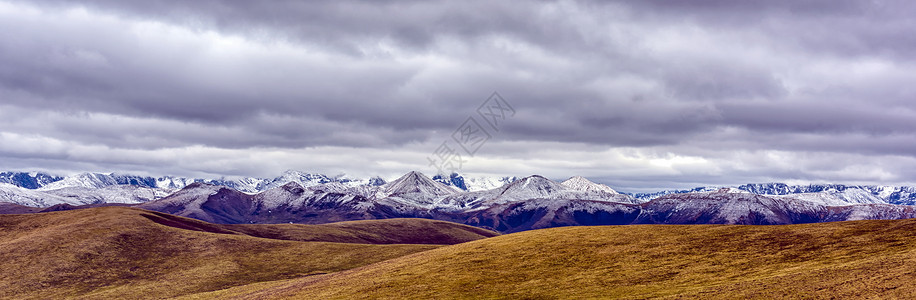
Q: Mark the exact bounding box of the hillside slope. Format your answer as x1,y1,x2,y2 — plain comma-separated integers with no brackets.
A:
0,207,494,299
221,218,498,245
195,219,916,299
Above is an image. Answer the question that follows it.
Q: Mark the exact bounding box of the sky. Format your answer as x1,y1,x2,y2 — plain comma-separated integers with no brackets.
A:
1,0,915,192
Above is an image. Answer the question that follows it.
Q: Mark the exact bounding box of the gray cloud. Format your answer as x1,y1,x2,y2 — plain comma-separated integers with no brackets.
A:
1,0,915,190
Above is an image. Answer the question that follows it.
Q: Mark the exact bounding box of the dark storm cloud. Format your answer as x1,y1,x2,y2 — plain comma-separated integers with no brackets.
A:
2,0,916,188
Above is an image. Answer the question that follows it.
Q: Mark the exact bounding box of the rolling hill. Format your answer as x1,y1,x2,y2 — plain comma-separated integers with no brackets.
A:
190,218,916,299
0,207,496,299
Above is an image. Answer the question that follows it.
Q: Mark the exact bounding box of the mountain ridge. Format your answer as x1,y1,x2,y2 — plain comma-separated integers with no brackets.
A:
6,170,916,233
7,170,916,206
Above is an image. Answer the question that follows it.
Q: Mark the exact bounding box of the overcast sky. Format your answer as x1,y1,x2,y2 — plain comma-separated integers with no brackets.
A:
2,0,915,192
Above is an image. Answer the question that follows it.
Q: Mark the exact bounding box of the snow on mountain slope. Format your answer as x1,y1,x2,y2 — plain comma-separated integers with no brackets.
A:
433,173,519,192
28,170,381,195
634,188,916,225
251,182,308,210
71,172,916,231
137,183,226,221
382,172,459,197
737,183,916,205
627,186,719,202
38,173,124,190
376,172,460,212
139,180,386,224
464,176,519,192
253,182,376,216
772,190,885,206
44,185,174,205
260,170,334,190
152,176,271,194
2,181,171,208
436,175,638,212
256,170,386,192
865,186,916,205
495,175,568,203
561,176,619,195
0,183,73,207
638,189,826,225
0,172,63,189
458,198,641,233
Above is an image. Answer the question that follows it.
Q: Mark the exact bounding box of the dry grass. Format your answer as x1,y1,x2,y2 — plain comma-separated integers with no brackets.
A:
221,218,499,244
191,219,916,299
139,210,498,244
0,207,493,299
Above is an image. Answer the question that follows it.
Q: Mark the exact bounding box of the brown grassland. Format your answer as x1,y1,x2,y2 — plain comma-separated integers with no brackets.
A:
0,207,495,299
187,218,916,299
6,206,916,299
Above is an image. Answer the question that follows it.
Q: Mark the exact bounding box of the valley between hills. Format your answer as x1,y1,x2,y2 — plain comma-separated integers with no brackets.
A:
3,206,916,299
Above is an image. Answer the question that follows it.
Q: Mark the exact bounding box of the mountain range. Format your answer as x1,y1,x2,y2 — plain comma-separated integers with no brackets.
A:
5,170,916,232
1,170,387,193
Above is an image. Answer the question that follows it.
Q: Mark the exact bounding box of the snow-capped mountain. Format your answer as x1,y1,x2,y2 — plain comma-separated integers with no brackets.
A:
0,179,171,208
0,183,73,207
260,170,370,191
35,172,262,193
452,185,916,231
737,183,916,205
625,183,916,205
7,169,916,233
375,171,459,209
27,170,388,194
7,169,916,208
38,173,155,190
140,181,392,224
635,188,916,225
561,176,619,195
130,172,643,231
0,170,393,209
44,185,174,205
136,182,229,222
637,188,825,225
435,175,639,213
626,186,721,202
0,172,62,189
457,198,641,233
771,191,885,206
432,173,519,192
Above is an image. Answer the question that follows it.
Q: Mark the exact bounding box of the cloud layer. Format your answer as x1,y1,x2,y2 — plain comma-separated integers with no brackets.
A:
2,0,915,191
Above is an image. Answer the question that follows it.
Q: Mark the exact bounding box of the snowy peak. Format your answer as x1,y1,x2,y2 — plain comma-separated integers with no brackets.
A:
433,173,468,191
383,171,458,198
561,176,618,194
262,170,387,191
0,172,63,189
38,173,120,190
433,173,520,192
441,174,640,210
140,182,227,209
642,190,821,225
713,187,751,194
366,176,387,186
280,181,306,194
500,175,564,197
37,172,165,191
0,183,72,207
275,170,332,186
176,182,224,194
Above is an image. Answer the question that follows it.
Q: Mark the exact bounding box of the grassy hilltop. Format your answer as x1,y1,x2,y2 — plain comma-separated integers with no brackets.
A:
191,219,916,299
0,207,495,299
